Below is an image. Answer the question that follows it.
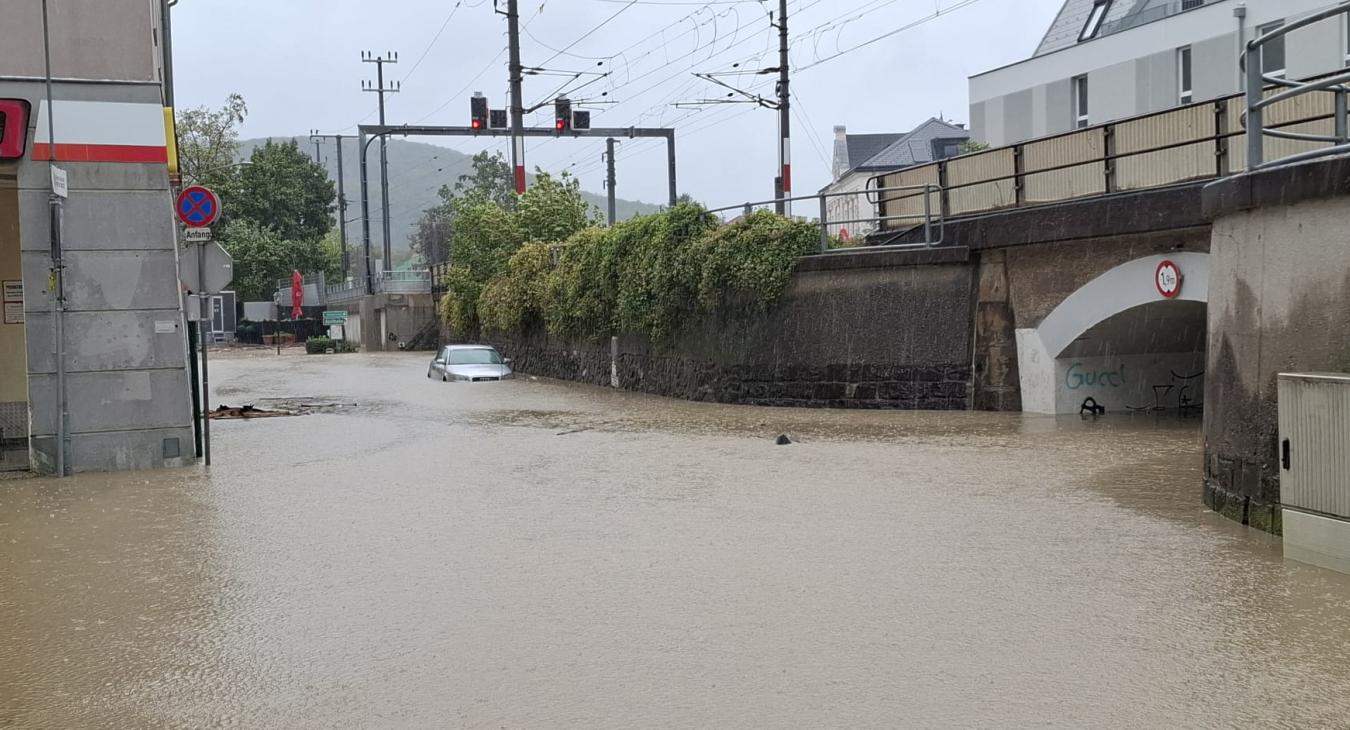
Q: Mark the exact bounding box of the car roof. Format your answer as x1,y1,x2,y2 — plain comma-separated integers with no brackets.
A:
441,344,495,350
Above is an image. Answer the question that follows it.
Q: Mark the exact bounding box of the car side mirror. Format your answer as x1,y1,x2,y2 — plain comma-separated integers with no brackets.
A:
503,358,514,365
434,358,445,365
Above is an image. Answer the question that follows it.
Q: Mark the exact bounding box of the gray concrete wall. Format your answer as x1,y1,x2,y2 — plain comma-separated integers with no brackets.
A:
4,77,193,473
1044,79,1074,137
471,257,977,410
1089,60,1141,125
1286,12,1345,80
1004,90,1035,145
1135,48,1178,113
345,293,437,352
1190,33,1238,103
1205,191,1350,533
0,0,158,83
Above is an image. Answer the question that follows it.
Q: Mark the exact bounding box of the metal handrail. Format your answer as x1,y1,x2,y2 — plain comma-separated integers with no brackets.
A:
707,183,944,252
1243,5,1350,168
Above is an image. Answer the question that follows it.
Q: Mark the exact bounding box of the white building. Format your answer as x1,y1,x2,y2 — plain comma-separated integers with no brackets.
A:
822,119,968,239
970,0,1350,147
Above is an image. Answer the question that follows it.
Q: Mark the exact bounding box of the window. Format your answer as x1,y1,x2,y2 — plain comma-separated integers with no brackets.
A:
1073,75,1090,129
1345,11,1349,66
1259,21,1286,78
1178,46,1193,104
447,348,503,365
1079,0,1112,42
1181,0,1204,9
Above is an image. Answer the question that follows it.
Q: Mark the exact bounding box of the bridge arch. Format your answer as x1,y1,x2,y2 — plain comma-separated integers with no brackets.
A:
1015,252,1210,414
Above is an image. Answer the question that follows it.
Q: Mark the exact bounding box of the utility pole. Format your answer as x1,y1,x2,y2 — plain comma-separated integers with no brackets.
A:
362,51,398,272
775,0,792,217
503,0,527,194
605,138,618,225
311,132,351,279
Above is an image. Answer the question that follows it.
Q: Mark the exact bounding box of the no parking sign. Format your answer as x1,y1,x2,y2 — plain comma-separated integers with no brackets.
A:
176,185,220,228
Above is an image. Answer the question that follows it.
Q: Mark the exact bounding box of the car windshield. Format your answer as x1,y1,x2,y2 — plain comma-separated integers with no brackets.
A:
446,348,502,365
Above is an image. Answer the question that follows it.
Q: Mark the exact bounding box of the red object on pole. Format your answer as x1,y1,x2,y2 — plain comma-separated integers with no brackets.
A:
291,270,304,319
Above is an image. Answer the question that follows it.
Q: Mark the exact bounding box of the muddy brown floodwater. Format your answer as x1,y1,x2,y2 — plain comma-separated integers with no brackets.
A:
3,351,1350,728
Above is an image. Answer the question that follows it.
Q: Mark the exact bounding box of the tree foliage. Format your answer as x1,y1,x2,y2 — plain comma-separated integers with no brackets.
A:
218,219,341,301
232,140,335,242
447,194,817,347
957,140,991,155
176,93,247,192
176,96,344,302
438,169,597,334
411,151,519,265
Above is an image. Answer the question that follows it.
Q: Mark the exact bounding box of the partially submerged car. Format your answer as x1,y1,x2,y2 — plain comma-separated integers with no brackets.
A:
428,345,514,382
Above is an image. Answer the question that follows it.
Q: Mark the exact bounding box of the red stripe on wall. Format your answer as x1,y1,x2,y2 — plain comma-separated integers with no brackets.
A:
31,143,168,164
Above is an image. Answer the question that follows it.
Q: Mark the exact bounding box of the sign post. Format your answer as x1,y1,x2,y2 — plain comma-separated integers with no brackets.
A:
177,185,222,466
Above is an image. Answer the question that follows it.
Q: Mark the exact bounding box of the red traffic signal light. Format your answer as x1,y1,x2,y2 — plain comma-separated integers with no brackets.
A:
554,98,572,133
470,94,488,130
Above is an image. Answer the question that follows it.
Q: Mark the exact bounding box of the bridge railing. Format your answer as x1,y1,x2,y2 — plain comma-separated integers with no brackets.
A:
1243,4,1350,169
706,183,944,253
875,69,1350,231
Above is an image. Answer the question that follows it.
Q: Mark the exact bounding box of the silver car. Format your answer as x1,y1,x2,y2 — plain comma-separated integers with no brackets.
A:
427,345,514,382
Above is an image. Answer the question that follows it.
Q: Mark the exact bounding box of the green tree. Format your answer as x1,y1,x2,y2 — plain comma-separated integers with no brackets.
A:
957,140,991,155
514,170,599,243
454,151,517,209
410,151,518,265
437,166,598,336
218,219,341,302
410,205,454,265
175,93,247,200
233,140,335,242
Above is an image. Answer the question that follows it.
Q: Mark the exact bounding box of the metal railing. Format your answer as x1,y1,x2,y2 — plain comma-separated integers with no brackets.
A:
378,270,433,294
322,270,432,300
871,67,1350,231
1098,0,1214,39
1244,5,1350,168
326,280,365,304
707,184,944,253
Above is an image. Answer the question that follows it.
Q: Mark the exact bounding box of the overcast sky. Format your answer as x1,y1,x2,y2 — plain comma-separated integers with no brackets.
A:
172,0,1063,208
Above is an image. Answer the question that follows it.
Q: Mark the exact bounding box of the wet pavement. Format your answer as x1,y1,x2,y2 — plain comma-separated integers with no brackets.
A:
3,350,1350,728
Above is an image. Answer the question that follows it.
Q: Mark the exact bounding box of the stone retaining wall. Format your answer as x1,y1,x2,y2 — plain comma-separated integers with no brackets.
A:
457,251,978,410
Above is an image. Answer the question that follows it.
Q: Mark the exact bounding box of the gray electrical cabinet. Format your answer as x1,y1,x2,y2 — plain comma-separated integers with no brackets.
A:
1278,372,1350,574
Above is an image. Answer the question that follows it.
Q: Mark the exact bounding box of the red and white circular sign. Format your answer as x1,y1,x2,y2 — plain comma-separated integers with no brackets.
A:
1155,259,1183,299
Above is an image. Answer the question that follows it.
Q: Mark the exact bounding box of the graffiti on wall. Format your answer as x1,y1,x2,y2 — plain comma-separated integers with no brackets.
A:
1065,362,1126,390
1127,369,1204,414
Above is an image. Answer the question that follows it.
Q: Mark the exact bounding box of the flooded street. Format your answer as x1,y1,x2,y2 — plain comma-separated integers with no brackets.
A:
3,351,1350,728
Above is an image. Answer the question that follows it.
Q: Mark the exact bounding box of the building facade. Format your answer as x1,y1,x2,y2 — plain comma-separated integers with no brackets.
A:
971,0,1350,147
823,119,968,238
0,0,195,473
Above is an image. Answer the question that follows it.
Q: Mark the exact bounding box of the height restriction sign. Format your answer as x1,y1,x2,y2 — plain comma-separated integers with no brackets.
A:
1155,259,1183,299
176,185,220,228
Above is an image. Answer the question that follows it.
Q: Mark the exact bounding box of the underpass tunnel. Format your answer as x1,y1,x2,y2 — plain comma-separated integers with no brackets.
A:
1055,300,1207,415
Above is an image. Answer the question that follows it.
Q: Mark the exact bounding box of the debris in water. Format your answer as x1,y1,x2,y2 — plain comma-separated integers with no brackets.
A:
775,434,793,445
209,404,293,420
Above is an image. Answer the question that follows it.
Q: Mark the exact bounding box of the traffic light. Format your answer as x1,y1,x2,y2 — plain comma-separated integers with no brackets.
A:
470,94,488,130
572,110,591,131
554,98,572,132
